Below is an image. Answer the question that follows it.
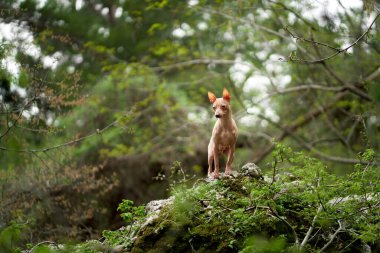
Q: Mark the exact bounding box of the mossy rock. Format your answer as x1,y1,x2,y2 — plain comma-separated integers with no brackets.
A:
129,176,295,252
116,166,377,253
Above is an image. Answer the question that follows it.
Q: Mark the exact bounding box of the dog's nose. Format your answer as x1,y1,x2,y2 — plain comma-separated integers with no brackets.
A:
215,115,221,118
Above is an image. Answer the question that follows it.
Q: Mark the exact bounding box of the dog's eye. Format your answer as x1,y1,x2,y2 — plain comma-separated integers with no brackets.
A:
221,105,226,109
212,106,216,110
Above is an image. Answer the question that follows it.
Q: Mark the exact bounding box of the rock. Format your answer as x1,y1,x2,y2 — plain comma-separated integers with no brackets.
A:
263,175,272,183
362,243,371,253
145,196,174,214
273,181,303,199
112,245,124,253
202,170,241,182
230,170,239,178
141,196,174,228
274,172,299,182
239,163,263,179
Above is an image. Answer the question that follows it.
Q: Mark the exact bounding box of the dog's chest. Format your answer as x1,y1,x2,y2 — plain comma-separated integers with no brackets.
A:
216,128,236,145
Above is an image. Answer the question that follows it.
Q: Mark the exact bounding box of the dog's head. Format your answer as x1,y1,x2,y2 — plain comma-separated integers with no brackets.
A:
208,88,231,119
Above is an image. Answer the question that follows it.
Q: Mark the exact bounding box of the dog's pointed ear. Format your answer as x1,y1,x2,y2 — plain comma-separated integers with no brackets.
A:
208,91,217,103
223,88,231,102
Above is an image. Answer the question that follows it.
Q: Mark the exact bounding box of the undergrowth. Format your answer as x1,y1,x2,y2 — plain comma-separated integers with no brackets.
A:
1,144,379,252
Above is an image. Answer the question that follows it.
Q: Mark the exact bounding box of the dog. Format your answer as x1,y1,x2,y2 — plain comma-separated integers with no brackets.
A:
207,88,238,179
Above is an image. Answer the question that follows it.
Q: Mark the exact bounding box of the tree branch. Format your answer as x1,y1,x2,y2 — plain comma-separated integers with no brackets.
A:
0,96,36,140
0,115,123,153
284,27,342,52
268,0,317,30
252,66,380,163
301,205,323,248
151,59,251,71
202,7,308,54
255,84,344,104
268,205,299,245
250,111,369,164
319,220,345,252
287,12,380,64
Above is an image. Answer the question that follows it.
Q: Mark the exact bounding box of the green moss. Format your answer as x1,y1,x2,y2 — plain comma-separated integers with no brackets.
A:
132,208,174,252
130,176,291,252
106,146,380,252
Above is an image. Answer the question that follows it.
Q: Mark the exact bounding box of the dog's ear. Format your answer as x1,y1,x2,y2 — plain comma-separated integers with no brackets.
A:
208,92,217,103
223,88,231,102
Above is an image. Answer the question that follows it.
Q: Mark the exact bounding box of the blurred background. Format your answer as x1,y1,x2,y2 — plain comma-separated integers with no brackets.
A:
0,0,379,244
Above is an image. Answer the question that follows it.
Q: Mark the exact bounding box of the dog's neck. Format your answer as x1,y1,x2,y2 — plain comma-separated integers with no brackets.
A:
218,110,233,126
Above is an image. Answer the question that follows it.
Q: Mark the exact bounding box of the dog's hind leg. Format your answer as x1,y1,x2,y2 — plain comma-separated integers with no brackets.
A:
225,147,235,176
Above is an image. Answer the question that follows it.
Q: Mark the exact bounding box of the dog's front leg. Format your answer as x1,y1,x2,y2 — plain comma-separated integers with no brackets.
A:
207,149,214,178
225,147,235,176
213,145,220,179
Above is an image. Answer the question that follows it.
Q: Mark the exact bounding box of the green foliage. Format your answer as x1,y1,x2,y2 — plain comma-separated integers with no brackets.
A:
102,199,146,249
126,144,380,252
0,222,25,253
241,236,287,253
13,143,380,252
117,200,145,224
1,0,380,248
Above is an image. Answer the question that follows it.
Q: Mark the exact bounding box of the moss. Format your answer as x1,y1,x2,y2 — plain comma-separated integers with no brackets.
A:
220,177,249,195
128,168,371,253
130,175,302,252
132,208,173,252
189,221,236,252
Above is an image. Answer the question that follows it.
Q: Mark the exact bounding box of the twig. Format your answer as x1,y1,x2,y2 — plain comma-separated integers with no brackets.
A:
268,205,299,245
255,84,344,104
285,27,343,52
301,205,322,248
0,114,123,153
0,96,36,140
308,227,322,243
245,205,269,212
319,220,345,252
341,238,360,252
203,7,307,54
309,138,341,147
251,66,380,163
151,59,251,71
250,111,371,165
268,0,317,30
346,117,360,145
287,12,380,64
26,241,59,252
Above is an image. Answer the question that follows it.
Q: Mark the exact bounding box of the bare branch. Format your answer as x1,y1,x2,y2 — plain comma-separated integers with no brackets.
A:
268,205,299,245
202,7,308,54
25,241,60,253
255,84,344,104
250,111,369,165
252,66,380,163
301,205,323,248
0,96,36,140
268,0,317,30
284,27,343,52
151,59,251,71
0,115,122,153
319,220,345,252
287,12,380,64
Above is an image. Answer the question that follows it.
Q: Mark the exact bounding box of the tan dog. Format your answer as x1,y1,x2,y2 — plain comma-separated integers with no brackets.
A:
207,88,238,179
